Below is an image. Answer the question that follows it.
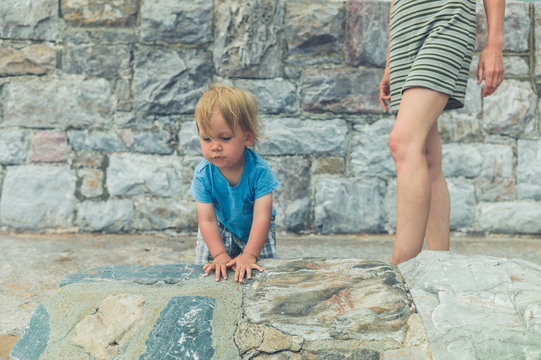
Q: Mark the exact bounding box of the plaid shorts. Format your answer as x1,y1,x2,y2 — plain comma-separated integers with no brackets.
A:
195,216,277,265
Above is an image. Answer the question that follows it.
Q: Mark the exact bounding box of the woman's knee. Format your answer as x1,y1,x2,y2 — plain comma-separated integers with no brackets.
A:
388,130,422,165
388,130,404,162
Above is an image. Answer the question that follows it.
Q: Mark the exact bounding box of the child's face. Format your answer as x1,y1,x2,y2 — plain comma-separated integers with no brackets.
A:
199,110,253,172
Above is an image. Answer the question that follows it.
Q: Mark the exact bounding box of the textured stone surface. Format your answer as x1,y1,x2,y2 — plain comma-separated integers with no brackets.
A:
62,44,131,78
517,139,541,200
214,0,283,78
259,118,348,156
31,130,67,163
442,143,513,178
474,177,516,202
2,77,114,129
266,157,311,232
61,0,139,26
12,264,241,359
134,47,211,115
478,202,541,234
284,0,344,62
350,118,395,177
106,153,182,197
177,121,201,155
77,168,104,198
447,178,476,230
400,251,541,360
71,294,145,360
314,177,386,233
228,79,298,114
76,199,134,232
0,130,30,165
0,45,55,76
140,0,212,44
536,4,541,80
235,322,303,359
132,198,197,231
302,67,382,113
0,0,538,236
9,305,49,360
0,166,76,230
61,264,203,287
0,0,58,40
140,296,216,360
8,236,541,358
243,259,411,343
347,0,389,67
482,80,537,136
68,130,126,152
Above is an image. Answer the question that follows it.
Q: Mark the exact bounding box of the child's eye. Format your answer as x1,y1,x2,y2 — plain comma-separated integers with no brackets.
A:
222,137,232,141
202,137,211,142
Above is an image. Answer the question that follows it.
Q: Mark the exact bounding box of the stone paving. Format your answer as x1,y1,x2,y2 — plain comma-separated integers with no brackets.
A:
10,260,430,360
2,232,541,359
399,252,541,360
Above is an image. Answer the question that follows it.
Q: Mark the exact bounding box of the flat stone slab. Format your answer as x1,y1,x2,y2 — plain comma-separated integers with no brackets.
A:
12,253,541,359
9,259,431,360
399,251,541,360
10,264,242,360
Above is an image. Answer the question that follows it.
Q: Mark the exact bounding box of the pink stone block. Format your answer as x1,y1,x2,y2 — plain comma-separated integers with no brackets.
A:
31,130,68,163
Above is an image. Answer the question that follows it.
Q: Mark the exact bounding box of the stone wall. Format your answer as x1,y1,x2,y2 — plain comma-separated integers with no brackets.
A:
0,0,539,235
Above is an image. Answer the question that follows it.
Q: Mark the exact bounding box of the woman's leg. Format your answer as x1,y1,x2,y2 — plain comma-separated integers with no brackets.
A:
424,123,450,250
389,88,449,265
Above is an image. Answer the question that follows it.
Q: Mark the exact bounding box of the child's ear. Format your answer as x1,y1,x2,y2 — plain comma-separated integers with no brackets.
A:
244,131,254,147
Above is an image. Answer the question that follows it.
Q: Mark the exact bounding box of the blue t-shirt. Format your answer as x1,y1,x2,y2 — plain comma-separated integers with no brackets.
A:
190,148,279,242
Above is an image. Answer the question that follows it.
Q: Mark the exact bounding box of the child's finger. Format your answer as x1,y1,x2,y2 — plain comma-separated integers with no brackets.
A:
220,265,228,281
237,267,245,283
251,264,264,273
204,263,214,277
225,258,236,267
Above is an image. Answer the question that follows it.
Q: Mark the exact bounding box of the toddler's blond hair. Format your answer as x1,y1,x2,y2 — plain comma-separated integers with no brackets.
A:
195,84,261,146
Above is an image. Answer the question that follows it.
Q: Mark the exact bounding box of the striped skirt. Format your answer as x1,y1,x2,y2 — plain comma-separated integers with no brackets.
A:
389,0,477,112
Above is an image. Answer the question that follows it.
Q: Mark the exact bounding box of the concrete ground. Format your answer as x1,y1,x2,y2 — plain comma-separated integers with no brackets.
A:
1,230,541,358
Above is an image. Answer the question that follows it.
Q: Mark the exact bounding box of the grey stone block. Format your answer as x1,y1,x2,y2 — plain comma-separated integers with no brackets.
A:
301,67,382,113
0,0,58,40
106,153,183,197
2,77,115,129
9,304,50,360
139,296,216,360
0,166,76,230
0,130,30,165
314,177,386,234
259,118,348,156
134,47,211,115
347,0,390,67
141,0,212,44
214,0,283,78
60,264,203,287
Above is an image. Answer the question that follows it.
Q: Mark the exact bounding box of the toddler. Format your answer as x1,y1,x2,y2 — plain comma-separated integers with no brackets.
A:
190,84,279,282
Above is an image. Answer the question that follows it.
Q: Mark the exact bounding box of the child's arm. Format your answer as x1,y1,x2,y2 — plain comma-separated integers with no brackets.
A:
195,201,232,281
226,193,273,282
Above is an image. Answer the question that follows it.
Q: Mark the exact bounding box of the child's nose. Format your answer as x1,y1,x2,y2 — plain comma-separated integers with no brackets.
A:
210,141,221,151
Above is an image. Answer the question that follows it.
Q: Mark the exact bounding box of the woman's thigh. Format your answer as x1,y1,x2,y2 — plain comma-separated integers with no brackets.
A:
391,88,449,151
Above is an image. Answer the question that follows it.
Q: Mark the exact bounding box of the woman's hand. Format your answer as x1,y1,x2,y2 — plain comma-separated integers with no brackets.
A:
378,67,391,112
477,44,504,97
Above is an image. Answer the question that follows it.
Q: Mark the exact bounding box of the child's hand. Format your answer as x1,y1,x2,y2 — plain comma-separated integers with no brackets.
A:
203,253,232,282
226,253,263,283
